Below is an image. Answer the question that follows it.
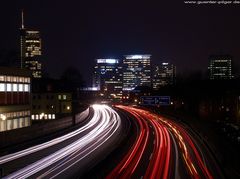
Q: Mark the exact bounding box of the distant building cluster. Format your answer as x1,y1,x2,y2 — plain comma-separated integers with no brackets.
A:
91,54,235,101
91,55,176,101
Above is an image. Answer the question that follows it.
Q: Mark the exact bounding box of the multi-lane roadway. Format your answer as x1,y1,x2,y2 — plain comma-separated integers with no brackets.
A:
107,105,224,179
0,104,224,178
0,104,124,179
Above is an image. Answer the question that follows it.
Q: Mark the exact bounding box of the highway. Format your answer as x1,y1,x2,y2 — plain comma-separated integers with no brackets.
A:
0,104,224,178
0,104,123,179
107,105,224,179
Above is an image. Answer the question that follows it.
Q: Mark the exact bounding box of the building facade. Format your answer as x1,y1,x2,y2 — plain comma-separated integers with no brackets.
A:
20,11,42,78
152,62,176,90
208,55,233,80
0,67,31,132
31,93,72,120
93,59,122,100
123,55,151,91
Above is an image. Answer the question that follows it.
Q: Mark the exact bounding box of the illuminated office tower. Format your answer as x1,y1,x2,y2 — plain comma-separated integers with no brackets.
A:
208,55,233,80
123,55,151,91
152,62,176,90
93,59,122,100
20,10,42,78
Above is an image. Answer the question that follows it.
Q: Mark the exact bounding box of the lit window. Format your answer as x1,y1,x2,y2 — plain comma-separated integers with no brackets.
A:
7,120,12,130
6,84,12,91
19,84,23,91
31,115,35,120
6,76,11,82
48,114,52,119
52,114,55,119
13,84,18,92
25,118,30,126
58,95,61,100
40,113,44,119
24,111,28,115
24,84,29,92
19,118,24,128
63,95,66,100
36,115,39,120
0,83,5,91
0,76,4,81
19,77,24,82
6,113,11,118
13,119,18,129
19,112,23,116
13,77,17,82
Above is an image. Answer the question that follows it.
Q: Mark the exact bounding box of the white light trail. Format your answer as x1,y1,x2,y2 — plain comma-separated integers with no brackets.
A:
0,108,91,165
3,104,122,179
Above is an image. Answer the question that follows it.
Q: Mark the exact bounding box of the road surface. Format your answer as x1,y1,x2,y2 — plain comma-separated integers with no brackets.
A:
107,105,224,179
0,104,123,179
0,104,225,178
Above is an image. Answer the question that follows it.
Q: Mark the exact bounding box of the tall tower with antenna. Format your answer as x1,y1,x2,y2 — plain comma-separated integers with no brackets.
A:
20,10,42,78
20,9,25,69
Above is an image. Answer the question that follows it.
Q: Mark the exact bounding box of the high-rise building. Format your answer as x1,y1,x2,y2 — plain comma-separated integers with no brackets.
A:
93,59,122,100
123,55,151,91
208,55,233,80
152,62,176,90
0,67,31,132
20,10,42,78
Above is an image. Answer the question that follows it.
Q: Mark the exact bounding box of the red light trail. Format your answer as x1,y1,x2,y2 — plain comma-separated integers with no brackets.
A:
107,105,214,179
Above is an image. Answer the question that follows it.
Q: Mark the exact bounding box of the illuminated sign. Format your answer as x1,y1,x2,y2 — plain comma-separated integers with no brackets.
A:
122,87,135,91
140,96,170,106
97,59,118,64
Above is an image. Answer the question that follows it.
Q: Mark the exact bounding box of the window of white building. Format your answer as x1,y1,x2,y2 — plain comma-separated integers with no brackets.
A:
19,84,23,91
6,84,12,91
0,83,5,91
13,84,18,92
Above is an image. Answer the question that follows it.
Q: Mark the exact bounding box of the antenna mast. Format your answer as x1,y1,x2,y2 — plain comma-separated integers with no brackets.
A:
21,9,24,29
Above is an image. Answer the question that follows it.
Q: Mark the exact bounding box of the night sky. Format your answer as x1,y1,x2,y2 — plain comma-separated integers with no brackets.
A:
1,0,240,84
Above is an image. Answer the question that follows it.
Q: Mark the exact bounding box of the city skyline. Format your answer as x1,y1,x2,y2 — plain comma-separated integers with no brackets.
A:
0,1,240,83
1,1,240,178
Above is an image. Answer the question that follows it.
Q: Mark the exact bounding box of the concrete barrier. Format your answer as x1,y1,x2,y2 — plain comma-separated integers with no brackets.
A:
0,107,90,149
